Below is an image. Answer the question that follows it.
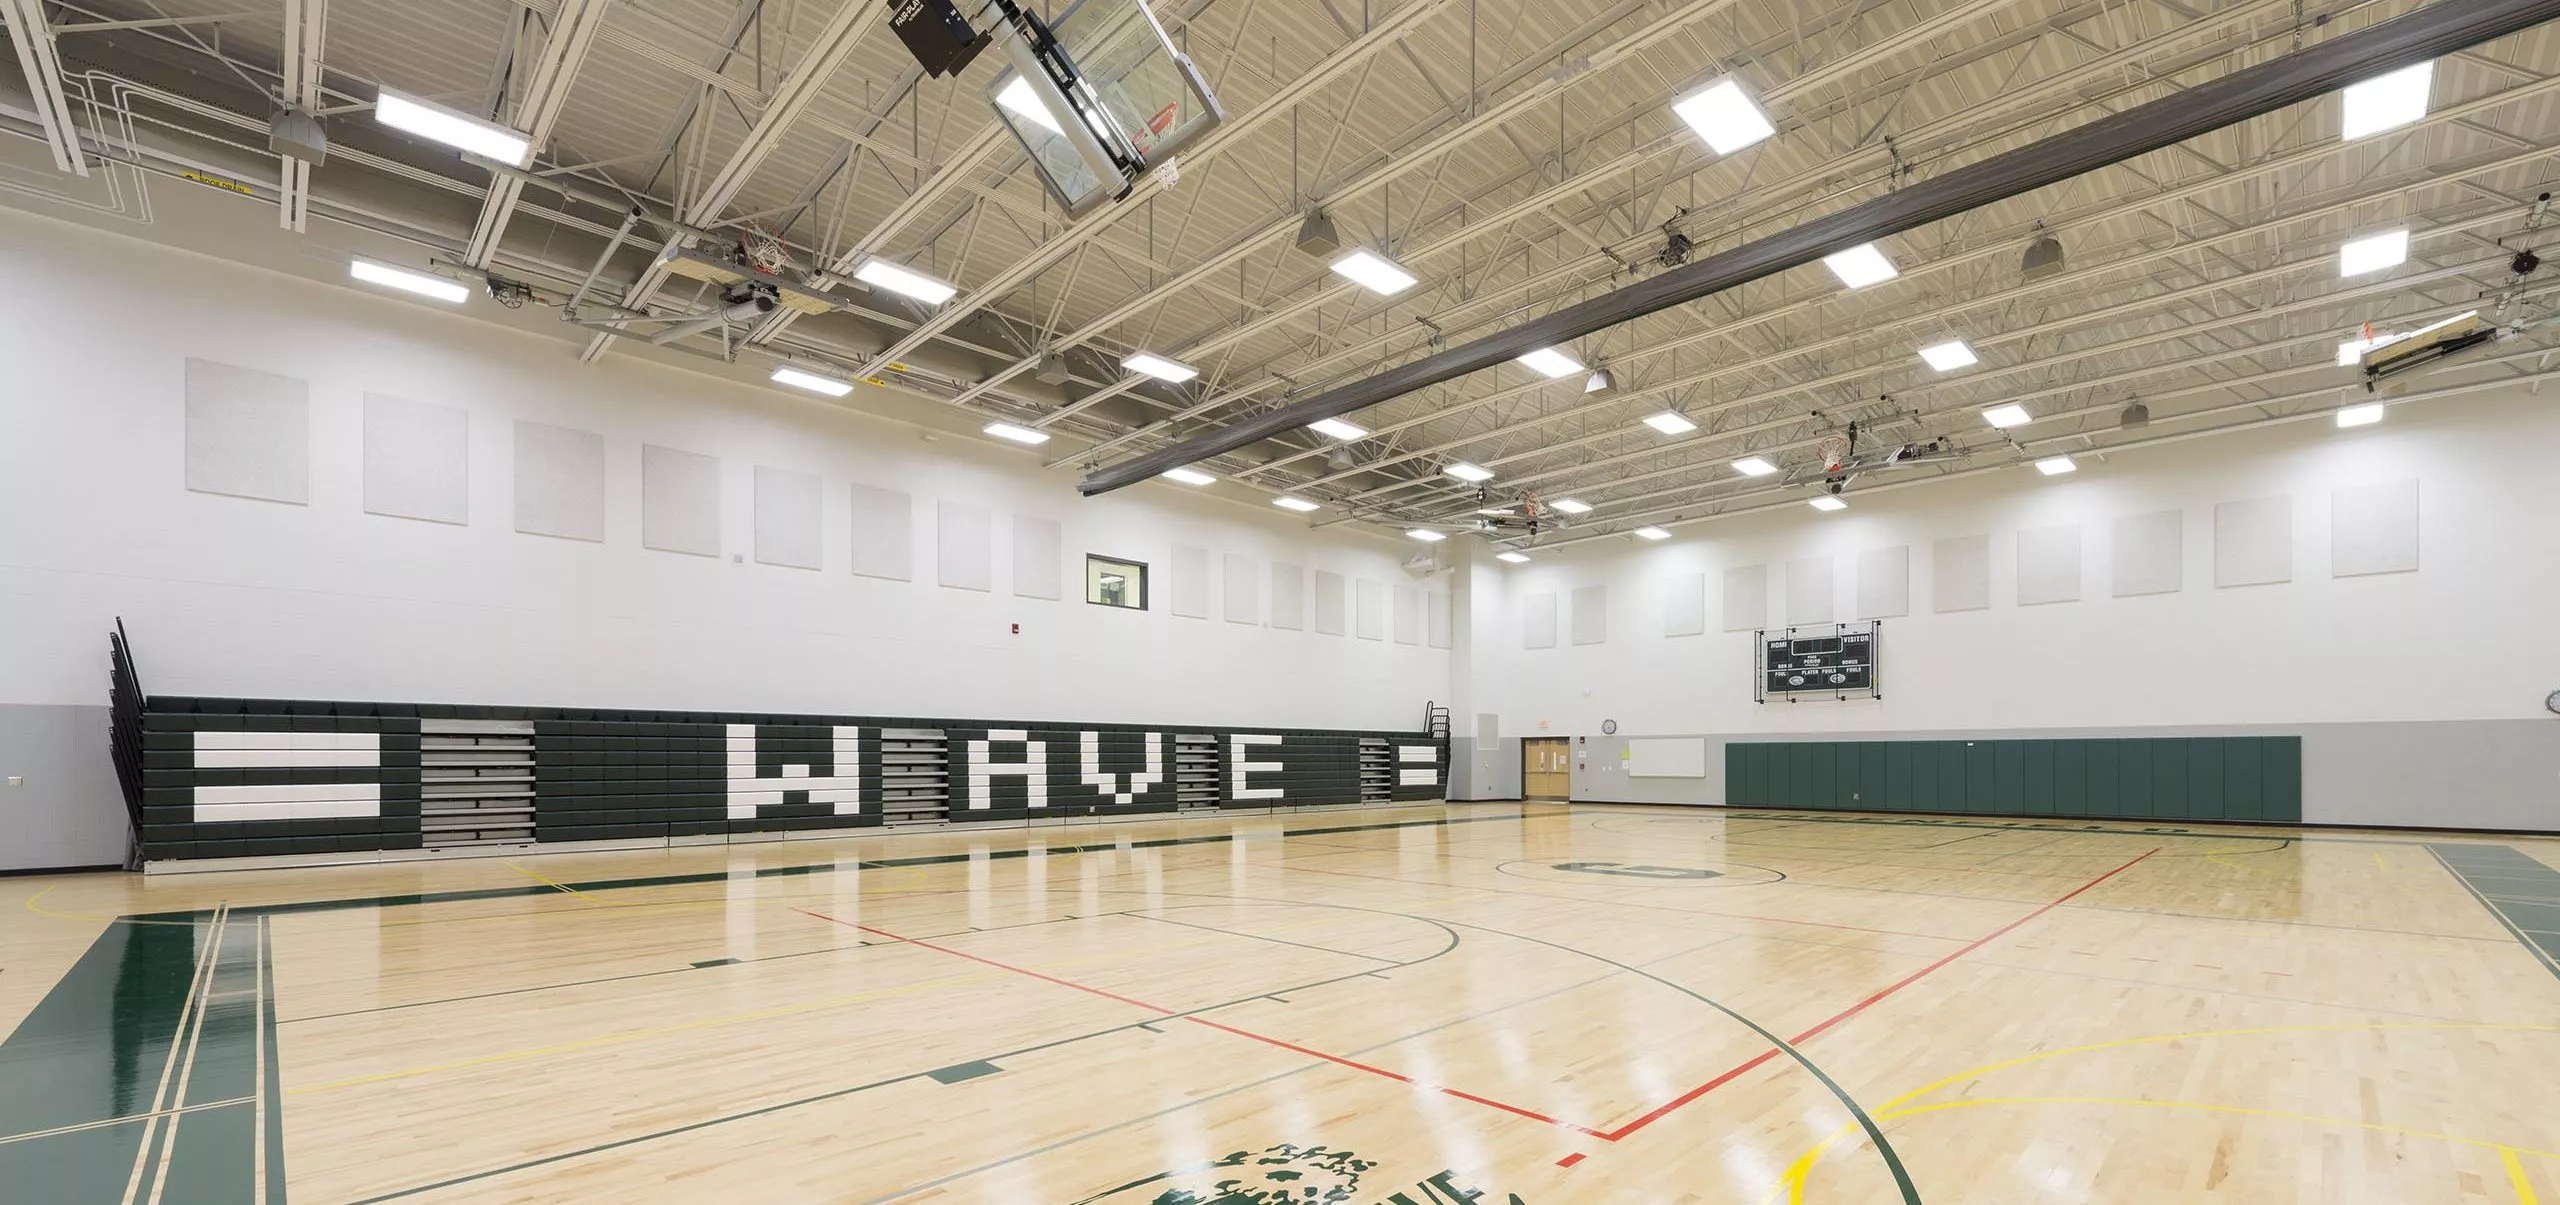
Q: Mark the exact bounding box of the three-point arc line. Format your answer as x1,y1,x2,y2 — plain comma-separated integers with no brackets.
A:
793,847,2156,1164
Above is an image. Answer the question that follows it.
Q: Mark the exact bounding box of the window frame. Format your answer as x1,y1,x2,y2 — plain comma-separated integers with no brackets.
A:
1085,553,1151,611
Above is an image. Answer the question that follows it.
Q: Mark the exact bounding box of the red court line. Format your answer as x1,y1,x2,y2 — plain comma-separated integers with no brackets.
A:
1595,847,2159,1142
790,907,1605,1137
1277,861,1967,942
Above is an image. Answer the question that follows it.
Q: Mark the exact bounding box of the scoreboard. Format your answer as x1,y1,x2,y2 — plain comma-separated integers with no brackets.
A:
1756,622,1880,701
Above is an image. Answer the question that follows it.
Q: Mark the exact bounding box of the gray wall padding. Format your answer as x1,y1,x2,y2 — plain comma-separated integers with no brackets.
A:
2215,495,2292,586
937,500,992,591
2332,479,2419,577
2111,510,2183,597
1013,515,1062,599
363,394,468,525
847,483,913,580
753,466,823,570
513,420,606,543
1932,534,1990,612
640,444,721,557
185,358,309,505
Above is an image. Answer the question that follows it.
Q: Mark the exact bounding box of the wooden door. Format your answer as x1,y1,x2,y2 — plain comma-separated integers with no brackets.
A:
1523,738,1572,800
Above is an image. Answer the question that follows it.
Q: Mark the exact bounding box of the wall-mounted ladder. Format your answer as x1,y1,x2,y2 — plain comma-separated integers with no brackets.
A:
419,719,535,848
1173,734,1220,811
879,728,949,826
1359,738,1394,802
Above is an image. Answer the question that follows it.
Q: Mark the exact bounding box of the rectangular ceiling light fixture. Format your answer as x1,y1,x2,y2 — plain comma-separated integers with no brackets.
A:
983,421,1051,445
1547,498,1593,514
2035,455,2078,475
1308,417,1370,441
1273,496,1321,512
1982,403,2033,429
1516,347,1585,379
373,88,533,167
1808,495,1848,512
1443,461,1494,483
770,366,856,397
1123,352,1199,383
2341,60,2433,140
1671,78,1776,156
853,258,958,305
1642,411,1698,435
1822,243,1899,289
2339,229,2410,277
1496,551,1532,564
348,259,470,303
1330,249,1418,295
1407,529,1447,542
1918,339,1978,371
1731,456,1779,477
1632,525,1672,540
1160,467,1216,485
2336,402,2385,427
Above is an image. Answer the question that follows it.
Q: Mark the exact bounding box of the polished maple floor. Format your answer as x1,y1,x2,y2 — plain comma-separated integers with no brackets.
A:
5,803,2559,1204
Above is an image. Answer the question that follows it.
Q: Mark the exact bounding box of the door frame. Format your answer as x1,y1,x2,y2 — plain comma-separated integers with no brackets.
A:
1522,737,1570,800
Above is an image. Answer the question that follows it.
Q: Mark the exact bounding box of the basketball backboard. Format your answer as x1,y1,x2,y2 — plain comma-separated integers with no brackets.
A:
985,0,1223,216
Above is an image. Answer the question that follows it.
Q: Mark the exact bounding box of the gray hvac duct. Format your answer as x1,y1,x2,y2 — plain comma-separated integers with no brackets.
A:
1079,0,2560,495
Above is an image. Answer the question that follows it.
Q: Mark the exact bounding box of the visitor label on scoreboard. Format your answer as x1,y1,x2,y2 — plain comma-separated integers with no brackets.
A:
1762,624,1876,695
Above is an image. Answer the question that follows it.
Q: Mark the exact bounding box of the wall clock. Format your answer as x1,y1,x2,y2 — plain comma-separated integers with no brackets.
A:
2547,690,2560,716
1601,719,1618,735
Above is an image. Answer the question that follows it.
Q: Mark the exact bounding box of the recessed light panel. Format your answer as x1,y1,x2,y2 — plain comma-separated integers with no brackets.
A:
349,259,469,303
1671,79,1776,156
982,421,1051,445
1642,411,1698,435
1918,340,1978,371
1808,495,1848,512
1823,243,1898,289
1160,467,1216,485
1122,352,1199,383
1406,529,1447,543
2336,403,2385,427
1273,496,1321,512
1982,403,2033,429
1516,347,1585,379
2341,61,2432,140
1307,417,1370,441
853,258,958,305
1496,551,1532,564
1547,498,1593,515
373,89,532,167
2035,456,2077,475
1443,462,1494,483
770,366,855,397
1633,526,1672,540
1731,456,1778,477
1330,250,1418,296
2339,229,2409,277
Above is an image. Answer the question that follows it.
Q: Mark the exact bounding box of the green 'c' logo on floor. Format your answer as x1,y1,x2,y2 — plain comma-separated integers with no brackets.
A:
1549,862,1724,880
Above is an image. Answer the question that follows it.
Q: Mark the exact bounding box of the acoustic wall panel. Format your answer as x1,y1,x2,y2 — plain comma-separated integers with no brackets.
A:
1570,584,1607,645
1313,570,1346,634
185,359,310,505
1013,515,1062,599
1427,590,1451,648
2332,479,2419,577
363,393,467,525
1355,578,1387,641
1524,592,1558,649
1223,553,1260,623
1722,565,1768,631
1171,544,1210,618
1933,535,1990,612
1785,557,1836,624
847,484,914,580
1394,584,1423,645
2111,510,2182,597
641,444,721,557
2017,524,2081,605
1271,562,1306,630
753,466,823,570
513,420,607,542
2215,496,2292,587
1663,573,1706,637
1856,546,1910,618
937,501,993,591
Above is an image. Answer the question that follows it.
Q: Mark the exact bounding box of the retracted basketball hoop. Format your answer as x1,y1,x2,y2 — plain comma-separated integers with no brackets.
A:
889,0,1225,216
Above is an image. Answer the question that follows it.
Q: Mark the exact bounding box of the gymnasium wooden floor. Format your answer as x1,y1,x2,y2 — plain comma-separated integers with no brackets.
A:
5,803,2559,1204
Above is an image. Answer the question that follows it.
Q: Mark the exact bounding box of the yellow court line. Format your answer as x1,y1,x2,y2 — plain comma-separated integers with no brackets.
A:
1766,1020,2560,1204
2509,1148,2545,1205
1874,1095,2560,1162
20,886,200,927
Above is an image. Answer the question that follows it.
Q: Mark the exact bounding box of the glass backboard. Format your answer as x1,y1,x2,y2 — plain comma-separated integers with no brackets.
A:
987,0,1224,216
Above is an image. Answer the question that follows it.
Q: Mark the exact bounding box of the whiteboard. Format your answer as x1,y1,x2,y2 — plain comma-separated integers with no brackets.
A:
1628,738,1707,778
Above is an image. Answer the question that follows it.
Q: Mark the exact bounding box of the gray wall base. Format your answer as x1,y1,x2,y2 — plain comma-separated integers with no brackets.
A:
1447,737,1522,801
0,705,129,872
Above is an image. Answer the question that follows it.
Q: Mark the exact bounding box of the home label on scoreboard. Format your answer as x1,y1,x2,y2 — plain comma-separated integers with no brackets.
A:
1755,621,1881,703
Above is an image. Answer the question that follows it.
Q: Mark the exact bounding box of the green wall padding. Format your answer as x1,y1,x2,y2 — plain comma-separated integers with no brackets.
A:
1722,736,2302,823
